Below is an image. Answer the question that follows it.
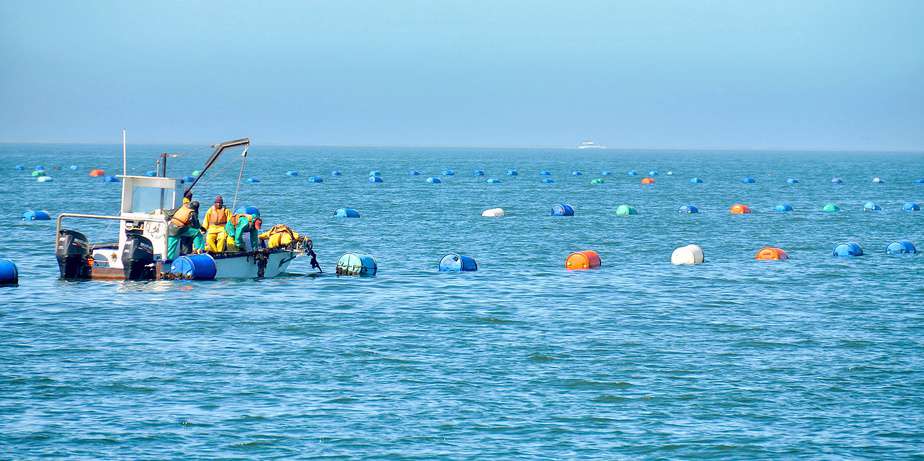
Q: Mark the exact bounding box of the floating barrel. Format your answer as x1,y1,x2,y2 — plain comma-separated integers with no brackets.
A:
473,169,485,176
671,244,704,265
31,170,46,177
369,170,381,177
775,203,794,212
0,258,18,285
741,176,756,184
37,176,53,183
551,204,575,216
872,177,883,184
572,171,582,176
903,202,920,211
822,203,840,212
69,165,78,171
833,242,863,257
308,176,323,183
787,178,799,184
369,176,383,183
863,201,881,212
679,205,699,214
915,179,924,184
144,170,157,177
426,177,442,184
601,171,611,176
438,253,478,272
286,170,299,176
729,203,751,214
332,170,343,176
192,170,201,176
886,241,917,255
22,210,51,221
35,166,44,171
648,170,659,176
755,247,788,261
486,178,501,184
590,178,604,185
235,206,260,216
615,204,638,216
246,177,260,183
542,178,555,184
335,207,360,218
14,165,24,171
442,169,455,176
690,177,703,184
181,175,195,183
482,208,505,217
627,170,637,176
566,250,601,270
506,169,518,176
640,177,655,185
103,175,119,183
409,170,420,176
170,254,217,280
336,253,377,277
831,177,844,184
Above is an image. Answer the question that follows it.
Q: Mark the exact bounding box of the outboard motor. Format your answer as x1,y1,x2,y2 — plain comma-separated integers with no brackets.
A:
121,230,155,281
56,229,91,279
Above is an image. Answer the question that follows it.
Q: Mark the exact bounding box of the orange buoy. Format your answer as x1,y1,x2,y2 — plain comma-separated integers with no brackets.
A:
640,177,655,185
729,203,751,214
755,247,788,261
89,169,105,177
565,250,601,271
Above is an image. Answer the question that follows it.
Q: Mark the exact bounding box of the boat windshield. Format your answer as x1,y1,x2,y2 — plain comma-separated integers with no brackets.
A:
130,186,171,214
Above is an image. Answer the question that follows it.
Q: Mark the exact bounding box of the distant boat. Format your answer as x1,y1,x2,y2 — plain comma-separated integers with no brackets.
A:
577,140,606,149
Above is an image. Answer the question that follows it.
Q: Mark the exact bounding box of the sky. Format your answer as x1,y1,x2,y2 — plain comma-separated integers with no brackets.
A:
0,0,922,150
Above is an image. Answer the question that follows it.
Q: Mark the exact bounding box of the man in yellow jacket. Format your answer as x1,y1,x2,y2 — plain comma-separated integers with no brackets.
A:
203,195,232,253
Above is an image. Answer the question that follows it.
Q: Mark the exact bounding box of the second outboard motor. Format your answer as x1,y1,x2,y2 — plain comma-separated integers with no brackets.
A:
121,230,155,281
56,229,91,279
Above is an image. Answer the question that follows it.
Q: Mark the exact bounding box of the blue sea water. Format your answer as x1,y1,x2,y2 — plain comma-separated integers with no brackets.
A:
1,143,923,459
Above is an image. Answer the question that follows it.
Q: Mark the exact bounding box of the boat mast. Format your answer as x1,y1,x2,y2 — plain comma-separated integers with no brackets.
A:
184,138,250,195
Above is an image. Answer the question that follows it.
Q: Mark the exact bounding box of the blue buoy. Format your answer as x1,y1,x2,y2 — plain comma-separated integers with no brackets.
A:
572,171,582,176
741,176,755,184
170,254,217,280
69,165,78,171
833,242,863,257
539,170,551,176
473,169,485,176
181,175,195,183
369,176,383,183
627,170,637,176
22,210,51,221
35,166,45,171
915,178,924,184
308,176,323,183
0,258,18,286
286,170,299,177
336,253,377,277
787,178,799,184
335,208,360,218
369,170,381,177
863,201,881,212
103,175,119,183
903,202,920,212
14,165,24,171
506,169,518,176
601,171,610,176
647,170,658,176
886,241,916,255
541,178,555,184
442,169,455,176
409,170,420,176
145,170,157,177
246,177,260,183
235,206,260,216
486,178,501,184
438,254,478,272
331,170,342,176
679,205,699,214
550,204,575,216
690,177,703,184
426,176,442,184
775,203,794,212
831,177,844,184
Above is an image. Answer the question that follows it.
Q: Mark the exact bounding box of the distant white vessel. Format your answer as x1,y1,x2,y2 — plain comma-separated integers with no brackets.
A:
577,140,606,149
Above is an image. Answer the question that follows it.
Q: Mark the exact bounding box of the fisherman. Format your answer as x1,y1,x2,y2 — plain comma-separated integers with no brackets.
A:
202,195,232,253
258,223,305,250
166,200,205,260
225,208,262,252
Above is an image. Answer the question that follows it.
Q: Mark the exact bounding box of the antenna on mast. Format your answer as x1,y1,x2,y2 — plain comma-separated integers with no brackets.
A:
122,129,127,176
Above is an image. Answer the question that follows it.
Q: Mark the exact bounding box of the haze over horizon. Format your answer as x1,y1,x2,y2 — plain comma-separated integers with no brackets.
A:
1,0,922,151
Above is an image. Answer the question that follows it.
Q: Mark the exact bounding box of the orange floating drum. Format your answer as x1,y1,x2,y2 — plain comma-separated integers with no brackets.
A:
640,177,655,185
565,250,601,270
755,247,788,261
89,169,105,177
729,203,751,214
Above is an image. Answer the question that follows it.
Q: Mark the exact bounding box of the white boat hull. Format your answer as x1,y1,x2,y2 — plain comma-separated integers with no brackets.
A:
212,250,298,279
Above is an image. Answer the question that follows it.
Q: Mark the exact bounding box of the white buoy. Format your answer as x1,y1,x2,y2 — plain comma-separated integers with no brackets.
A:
37,176,54,183
671,244,704,265
481,208,505,217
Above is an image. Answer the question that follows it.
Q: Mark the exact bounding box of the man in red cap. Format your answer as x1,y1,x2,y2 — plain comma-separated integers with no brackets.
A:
203,195,232,253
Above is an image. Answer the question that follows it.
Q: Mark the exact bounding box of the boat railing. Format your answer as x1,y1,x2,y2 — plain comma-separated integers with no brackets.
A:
55,213,167,246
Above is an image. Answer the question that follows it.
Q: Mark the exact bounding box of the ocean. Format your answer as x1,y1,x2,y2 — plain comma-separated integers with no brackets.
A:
1,143,923,459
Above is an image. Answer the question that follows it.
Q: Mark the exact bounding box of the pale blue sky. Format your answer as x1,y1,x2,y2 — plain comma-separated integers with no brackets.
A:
1,0,921,150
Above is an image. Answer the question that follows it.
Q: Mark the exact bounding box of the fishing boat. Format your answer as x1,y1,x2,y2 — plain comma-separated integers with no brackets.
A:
55,137,317,281
577,140,606,149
